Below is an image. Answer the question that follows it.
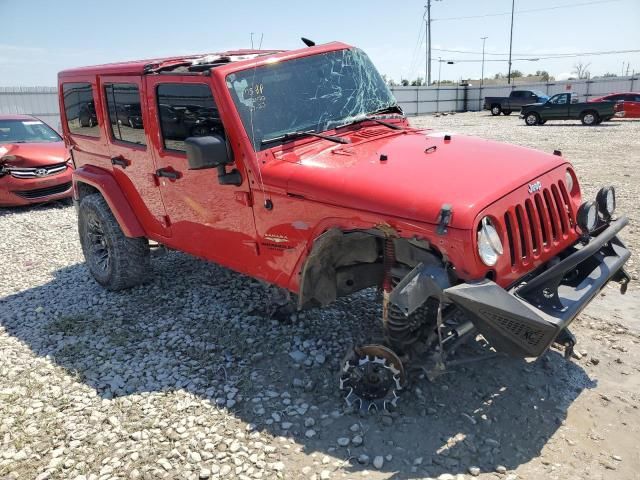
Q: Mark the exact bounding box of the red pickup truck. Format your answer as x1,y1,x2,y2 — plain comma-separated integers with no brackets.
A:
58,42,630,411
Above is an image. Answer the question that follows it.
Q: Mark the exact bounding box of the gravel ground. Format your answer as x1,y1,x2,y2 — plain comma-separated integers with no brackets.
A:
1,113,639,480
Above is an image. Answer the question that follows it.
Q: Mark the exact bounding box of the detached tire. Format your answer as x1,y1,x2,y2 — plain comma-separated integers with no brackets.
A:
491,105,502,116
502,110,512,115
78,193,150,291
524,112,540,126
581,110,599,126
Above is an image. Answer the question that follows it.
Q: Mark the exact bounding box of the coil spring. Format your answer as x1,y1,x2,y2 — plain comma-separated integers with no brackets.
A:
385,275,420,351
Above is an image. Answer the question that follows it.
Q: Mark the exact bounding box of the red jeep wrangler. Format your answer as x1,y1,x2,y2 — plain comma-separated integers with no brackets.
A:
58,42,630,411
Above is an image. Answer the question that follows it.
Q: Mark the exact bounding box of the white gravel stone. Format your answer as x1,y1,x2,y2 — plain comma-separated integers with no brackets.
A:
373,456,384,469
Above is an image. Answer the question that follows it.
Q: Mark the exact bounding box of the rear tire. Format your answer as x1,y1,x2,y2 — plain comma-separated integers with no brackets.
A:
581,110,599,126
524,112,540,126
78,193,150,291
491,105,502,116
502,110,512,115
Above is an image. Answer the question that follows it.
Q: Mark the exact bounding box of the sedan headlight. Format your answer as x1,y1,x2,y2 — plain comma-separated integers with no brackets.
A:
596,186,615,221
477,217,503,266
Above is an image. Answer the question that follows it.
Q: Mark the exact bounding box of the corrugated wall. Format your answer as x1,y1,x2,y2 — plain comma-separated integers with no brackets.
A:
391,76,640,115
0,86,60,131
0,76,638,128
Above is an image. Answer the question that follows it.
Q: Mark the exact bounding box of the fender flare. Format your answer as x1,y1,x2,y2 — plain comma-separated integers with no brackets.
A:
73,165,145,238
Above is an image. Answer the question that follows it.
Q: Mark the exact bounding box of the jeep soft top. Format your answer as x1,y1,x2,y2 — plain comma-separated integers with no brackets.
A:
58,41,630,411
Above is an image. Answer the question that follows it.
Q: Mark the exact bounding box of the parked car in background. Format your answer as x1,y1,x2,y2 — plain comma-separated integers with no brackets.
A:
484,90,549,116
520,93,616,126
78,101,97,127
0,115,72,206
589,92,640,118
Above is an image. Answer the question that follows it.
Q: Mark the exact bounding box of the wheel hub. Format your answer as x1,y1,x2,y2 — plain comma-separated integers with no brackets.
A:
339,344,405,412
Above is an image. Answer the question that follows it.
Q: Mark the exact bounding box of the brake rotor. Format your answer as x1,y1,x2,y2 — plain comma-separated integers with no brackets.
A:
339,344,406,412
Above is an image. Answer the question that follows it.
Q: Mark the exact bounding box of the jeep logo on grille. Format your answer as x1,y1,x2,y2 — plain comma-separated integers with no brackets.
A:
34,168,48,177
528,181,542,194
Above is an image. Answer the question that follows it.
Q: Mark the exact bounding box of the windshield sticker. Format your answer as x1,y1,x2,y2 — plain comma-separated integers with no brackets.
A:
23,121,43,125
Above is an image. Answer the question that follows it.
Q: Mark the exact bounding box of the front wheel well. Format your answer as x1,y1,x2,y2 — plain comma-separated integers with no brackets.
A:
76,181,100,200
297,228,447,309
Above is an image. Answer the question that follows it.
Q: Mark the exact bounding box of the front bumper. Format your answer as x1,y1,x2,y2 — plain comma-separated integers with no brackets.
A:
445,217,630,357
0,168,73,207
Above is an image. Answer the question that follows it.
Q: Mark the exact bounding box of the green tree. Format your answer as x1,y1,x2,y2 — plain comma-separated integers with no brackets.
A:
400,78,410,86
535,70,552,81
410,77,424,86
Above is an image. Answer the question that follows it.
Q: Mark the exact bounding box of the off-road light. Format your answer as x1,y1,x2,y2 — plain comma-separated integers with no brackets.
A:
596,186,615,221
577,201,598,233
565,169,574,193
477,216,503,266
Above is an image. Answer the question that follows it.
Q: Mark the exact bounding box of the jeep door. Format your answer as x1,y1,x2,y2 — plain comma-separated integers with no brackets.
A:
145,77,259,270
100,76,170,237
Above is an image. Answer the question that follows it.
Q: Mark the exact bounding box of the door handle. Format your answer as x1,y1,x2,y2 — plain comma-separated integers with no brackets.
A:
155,168,180,180
111,156,129,168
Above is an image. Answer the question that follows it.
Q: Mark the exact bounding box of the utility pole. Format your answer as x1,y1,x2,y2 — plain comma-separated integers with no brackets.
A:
425,2,432,85
507,0,515,84
480,37,488,88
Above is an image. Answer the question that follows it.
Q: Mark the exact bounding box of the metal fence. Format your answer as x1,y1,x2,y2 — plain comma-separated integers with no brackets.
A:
0,86,60,130
1,76,638,129
390,75,639,115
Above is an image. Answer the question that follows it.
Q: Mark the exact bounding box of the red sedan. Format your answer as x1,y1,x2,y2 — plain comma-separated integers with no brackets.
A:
0,115,73,207
589,92,640,118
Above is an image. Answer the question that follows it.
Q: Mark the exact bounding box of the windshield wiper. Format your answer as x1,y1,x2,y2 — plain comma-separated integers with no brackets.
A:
335,105,405,131
336,115,402,131
261,129,350,146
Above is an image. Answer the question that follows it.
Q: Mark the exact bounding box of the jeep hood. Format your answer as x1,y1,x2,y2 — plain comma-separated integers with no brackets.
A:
267,130,566,229
0,142,68,167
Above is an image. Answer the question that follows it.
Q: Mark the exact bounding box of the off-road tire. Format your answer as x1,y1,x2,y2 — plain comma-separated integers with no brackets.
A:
581,110,599,126
491,104,502,116
524,112,540,126
78,193,150,291
502,110,512,115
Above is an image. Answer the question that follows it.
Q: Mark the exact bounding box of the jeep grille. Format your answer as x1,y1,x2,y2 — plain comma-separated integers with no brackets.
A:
503,180,574,267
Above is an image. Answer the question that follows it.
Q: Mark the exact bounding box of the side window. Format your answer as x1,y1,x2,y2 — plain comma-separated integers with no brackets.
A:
104,83,146,146
62,83,100,137
156,83,222,152
551,94,568,105
511,91,523,98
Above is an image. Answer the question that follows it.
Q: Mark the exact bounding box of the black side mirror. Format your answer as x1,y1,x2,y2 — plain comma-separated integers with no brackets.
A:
184,134,230,170
184,134,242,186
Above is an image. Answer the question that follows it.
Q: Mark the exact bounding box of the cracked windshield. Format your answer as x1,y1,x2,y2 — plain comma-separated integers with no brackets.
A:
226,48,397,150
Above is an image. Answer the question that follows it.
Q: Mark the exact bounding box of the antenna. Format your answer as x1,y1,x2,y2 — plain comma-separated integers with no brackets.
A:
301,37,316,47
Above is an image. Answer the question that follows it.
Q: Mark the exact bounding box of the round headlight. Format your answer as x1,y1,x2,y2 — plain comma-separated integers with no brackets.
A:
477,217,503,266
577,201,598,232
565,169,574,193
596,186,615,220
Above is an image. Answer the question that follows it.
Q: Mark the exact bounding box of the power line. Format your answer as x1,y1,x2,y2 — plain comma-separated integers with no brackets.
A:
438,49,640,63
433,0,621,22
432,48,640,58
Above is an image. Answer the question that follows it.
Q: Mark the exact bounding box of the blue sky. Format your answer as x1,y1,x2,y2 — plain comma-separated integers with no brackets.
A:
1,0,639,86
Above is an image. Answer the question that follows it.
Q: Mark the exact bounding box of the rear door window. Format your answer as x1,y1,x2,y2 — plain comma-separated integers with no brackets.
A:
156,83,222,152
62,83,100,137
104,83,146,146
